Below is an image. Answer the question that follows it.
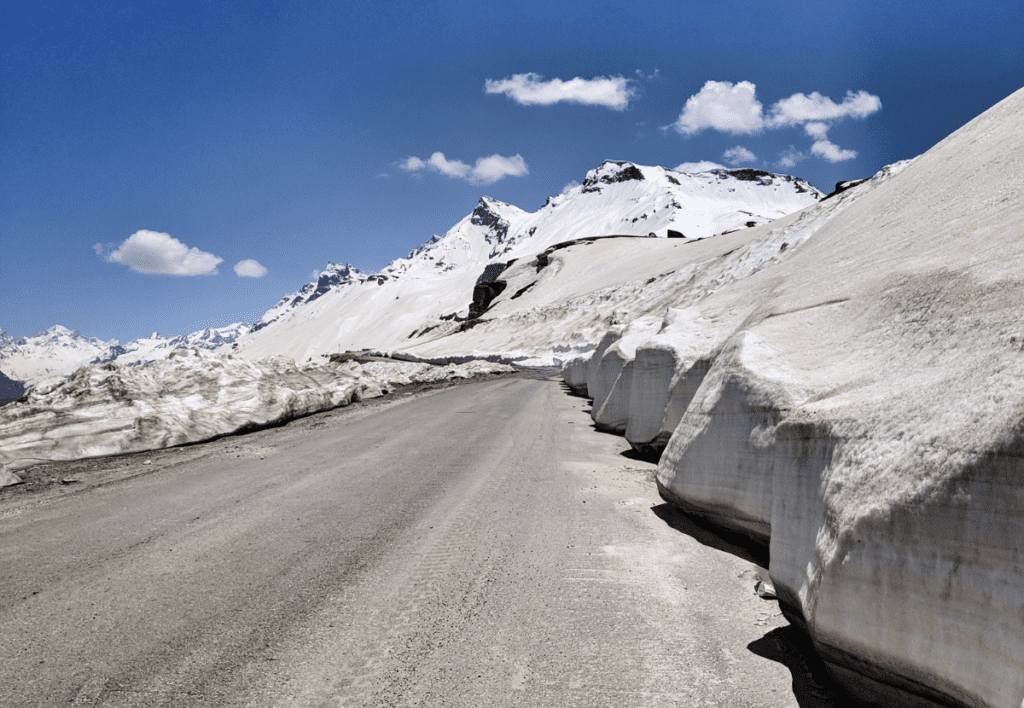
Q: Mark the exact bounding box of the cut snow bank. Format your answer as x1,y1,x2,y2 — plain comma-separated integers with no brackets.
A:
563,87,1024,708
0,350,513,472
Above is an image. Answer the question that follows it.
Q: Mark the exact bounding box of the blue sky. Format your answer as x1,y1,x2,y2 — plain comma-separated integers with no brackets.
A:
2,0,1022,343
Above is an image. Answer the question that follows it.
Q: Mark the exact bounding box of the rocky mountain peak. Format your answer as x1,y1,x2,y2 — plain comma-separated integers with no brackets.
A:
708,168,820,196
582,161,646,193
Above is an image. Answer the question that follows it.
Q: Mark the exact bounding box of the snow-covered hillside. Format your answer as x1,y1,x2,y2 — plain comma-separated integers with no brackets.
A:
232,163,821,362
0,326,116,384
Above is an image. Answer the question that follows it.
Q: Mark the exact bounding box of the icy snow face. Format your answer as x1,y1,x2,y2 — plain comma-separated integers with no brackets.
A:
0,325,117,385
0,349,364,470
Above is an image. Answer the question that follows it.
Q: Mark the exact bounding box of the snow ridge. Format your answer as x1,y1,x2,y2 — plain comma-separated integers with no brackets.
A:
234,161,821,360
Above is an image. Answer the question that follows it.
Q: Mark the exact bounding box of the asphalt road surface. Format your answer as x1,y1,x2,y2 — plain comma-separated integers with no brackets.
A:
0,371,846,707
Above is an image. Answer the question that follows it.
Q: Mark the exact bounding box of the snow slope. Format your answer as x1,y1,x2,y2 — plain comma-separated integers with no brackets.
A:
563,88,1024,708
402,162,891,364
231,163,820,363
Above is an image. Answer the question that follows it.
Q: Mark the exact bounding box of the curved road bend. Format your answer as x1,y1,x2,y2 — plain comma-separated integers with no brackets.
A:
0,372,842,707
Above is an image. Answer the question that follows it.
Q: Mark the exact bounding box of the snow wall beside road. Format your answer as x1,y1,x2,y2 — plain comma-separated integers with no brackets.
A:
561,88,1024,708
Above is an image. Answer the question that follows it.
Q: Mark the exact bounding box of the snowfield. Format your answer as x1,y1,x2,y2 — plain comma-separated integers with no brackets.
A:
230,163,820,363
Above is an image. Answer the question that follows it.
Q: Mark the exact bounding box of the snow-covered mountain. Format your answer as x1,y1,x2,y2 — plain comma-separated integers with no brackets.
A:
91,322,252,366
232,162,821,362
0,325,116,385
255,263,369,332
0,322,253,390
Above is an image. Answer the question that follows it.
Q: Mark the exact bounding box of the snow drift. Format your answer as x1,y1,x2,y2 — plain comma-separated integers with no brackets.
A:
564,88,1024,707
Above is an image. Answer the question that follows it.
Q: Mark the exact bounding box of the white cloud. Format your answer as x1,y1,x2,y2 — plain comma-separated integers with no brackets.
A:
767,90,881,128
400,151,528,185
673,81,880,164
427,152,472,179
776,146,807,169
803,122,857,162
471,154,528,184
810,138,857,162
560,180,581,195
673,80,764,135
101,230,222,276
803,121,830,140
234,259,268,278
674,160,726,173
399,156,426,172
723,145,756,165
485,73,634,110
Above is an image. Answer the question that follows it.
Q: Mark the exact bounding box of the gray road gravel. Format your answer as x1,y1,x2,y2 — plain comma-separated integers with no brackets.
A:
0,372,845,707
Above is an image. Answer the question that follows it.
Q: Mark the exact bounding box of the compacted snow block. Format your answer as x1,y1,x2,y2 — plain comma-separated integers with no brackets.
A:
560,353,591,396
625,308,721,459
590,317,661,433
656,88,1024,708
585,325,625,414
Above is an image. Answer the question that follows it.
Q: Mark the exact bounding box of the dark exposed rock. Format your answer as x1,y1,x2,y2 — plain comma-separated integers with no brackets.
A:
823,178,869,200
710,168,819,196
582,161,646,193
467,260,517,320
0,369,26,407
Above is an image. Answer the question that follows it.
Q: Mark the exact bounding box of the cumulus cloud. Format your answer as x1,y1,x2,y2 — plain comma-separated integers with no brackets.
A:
723,145,756,165
400,151,528,185
100,230,222,276
485,73,634,110
810,138,857,162
234,259,268,278
672,80,879,164
673,80,764,135
674,160,726,173
398,156,426,172
803,121,857,162
767,90,881,128
560,180,581,195
776,146,807,169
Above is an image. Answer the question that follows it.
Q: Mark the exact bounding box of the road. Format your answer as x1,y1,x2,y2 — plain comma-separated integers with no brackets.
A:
0,372,843,707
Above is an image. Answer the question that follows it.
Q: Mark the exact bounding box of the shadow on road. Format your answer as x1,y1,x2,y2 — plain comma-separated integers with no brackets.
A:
650,502,767,567
748,627,852,708
651,502,851,707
